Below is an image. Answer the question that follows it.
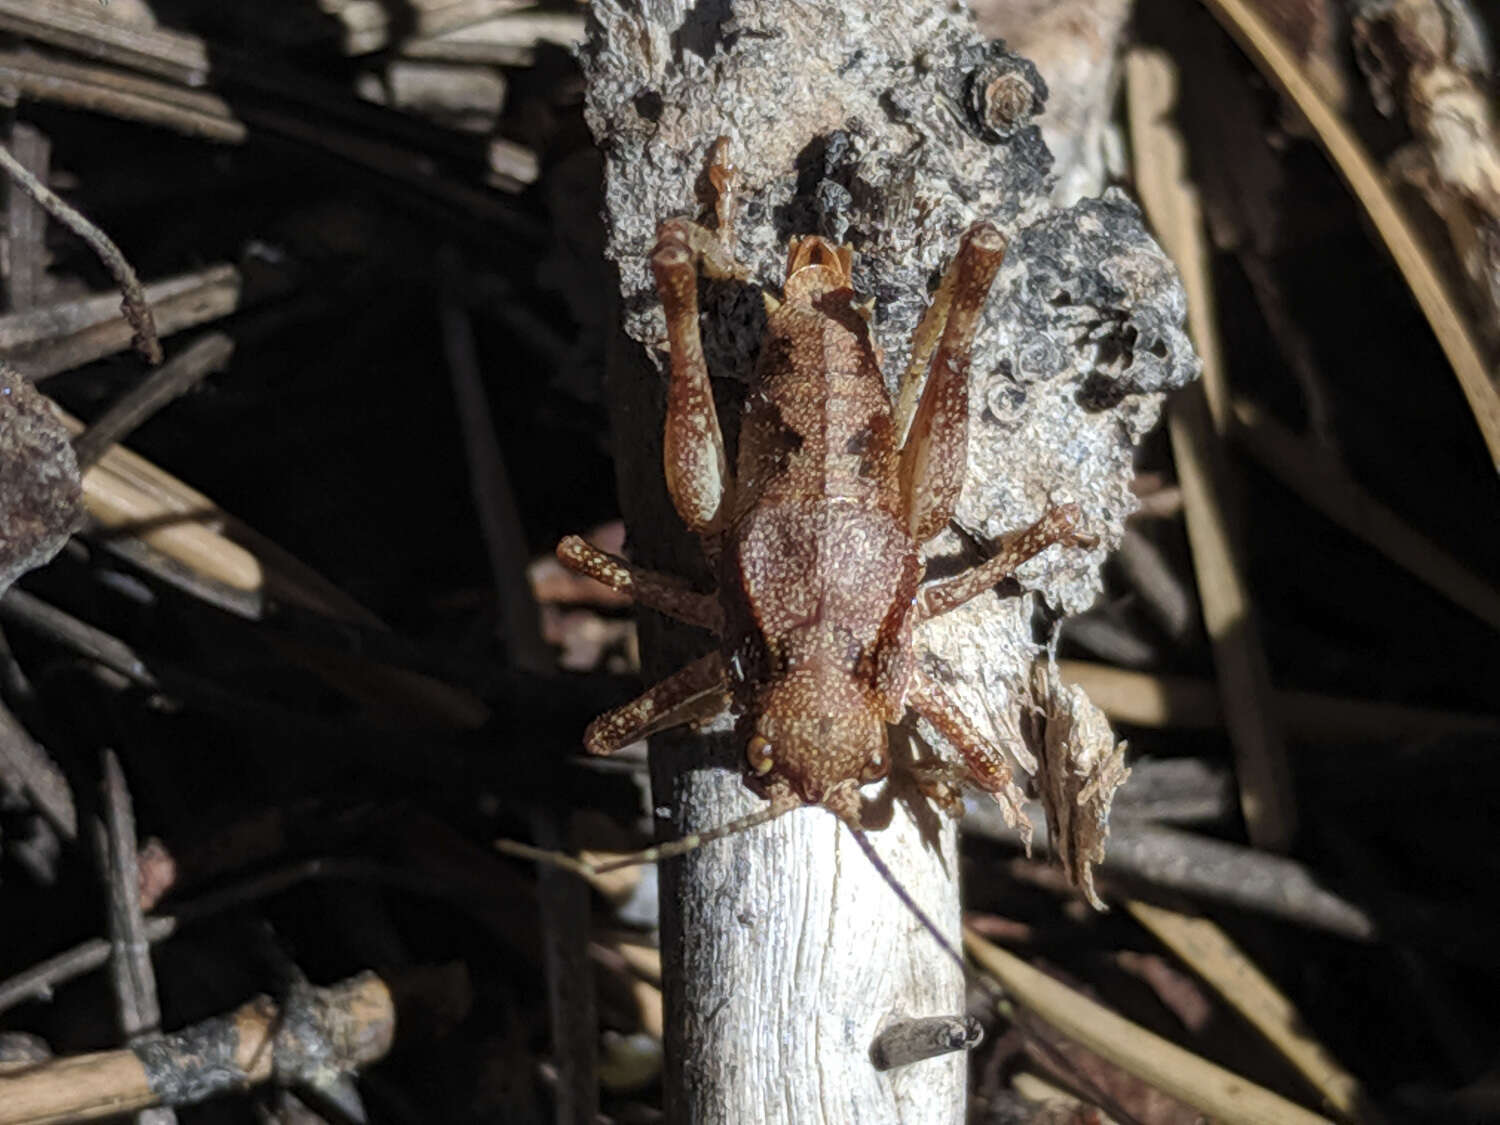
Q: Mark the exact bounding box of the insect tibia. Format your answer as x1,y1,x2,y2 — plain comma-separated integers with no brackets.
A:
497,795,800,881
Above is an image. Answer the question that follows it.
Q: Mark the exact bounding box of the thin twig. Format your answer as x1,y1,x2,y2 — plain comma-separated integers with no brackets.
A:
0,853,533,1015
0,263,240,380
97,751,163,1040
0,139,160,364
96,751,178,1125
0,588,158,688
438,253,548,670
73,333,234,470
0,698,75,840
965,801,1379,942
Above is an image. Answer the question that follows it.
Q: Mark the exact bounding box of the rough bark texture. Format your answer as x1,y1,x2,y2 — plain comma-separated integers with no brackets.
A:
972,0,1134,205
0,361,82,598
579,2,1197,1121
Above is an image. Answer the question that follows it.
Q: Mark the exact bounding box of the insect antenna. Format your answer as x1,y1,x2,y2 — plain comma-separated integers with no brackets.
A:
845,825,968,976
499,794,800,879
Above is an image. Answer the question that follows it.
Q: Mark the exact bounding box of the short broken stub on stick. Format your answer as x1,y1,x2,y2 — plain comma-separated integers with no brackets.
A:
871,1014,984,1072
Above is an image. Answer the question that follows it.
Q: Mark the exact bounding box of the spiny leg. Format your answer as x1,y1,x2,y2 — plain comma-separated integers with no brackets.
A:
896,223,1008,542
907,669,1032,850
918,503,1091,621
556,535,722,632
584,650,729,755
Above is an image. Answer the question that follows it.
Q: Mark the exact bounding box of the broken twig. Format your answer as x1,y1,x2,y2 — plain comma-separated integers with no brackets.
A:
0,139,160,364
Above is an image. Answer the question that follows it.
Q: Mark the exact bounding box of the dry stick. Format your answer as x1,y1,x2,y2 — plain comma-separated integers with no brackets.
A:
0,855,498,1015
1058,658,1500,739
0,0,210,85
0,973,395,1125
0,915,176,1017
1115,527,1197,641
1125,900,1380,1124
2,120,49,310
0,139,160,365
96,751,178,1125
72,333,234,471
401,10,586,67
964,930,1336,1125
964,801,1379,943
0,588,158,687
0,699,76,840
1197,0,1500,471
0,861,367,1016
0,50,540,222
1232,399,1500,636
1126,48,1297,850
0,264,241,381
440,260,595,1119
438,264,548,670
0,48,245,143
529,815,601,1125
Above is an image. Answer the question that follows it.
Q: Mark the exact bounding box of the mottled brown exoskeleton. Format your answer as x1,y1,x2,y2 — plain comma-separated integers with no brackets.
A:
553,142,1089,871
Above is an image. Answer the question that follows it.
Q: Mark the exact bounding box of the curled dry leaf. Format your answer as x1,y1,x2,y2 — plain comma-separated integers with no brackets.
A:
1027,658,1129,909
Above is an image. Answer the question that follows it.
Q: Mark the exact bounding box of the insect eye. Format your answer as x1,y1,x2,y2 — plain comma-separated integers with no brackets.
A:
746,735,774,774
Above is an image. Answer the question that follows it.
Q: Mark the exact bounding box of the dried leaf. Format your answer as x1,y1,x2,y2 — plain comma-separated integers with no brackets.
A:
1028,658,1129,909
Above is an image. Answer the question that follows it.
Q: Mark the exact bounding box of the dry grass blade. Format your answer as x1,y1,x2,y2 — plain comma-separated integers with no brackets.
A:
1126,47,1297,850
1197,0,1500,471
1125,900,1379,1123
0,140,161,364
964,928,1337,1124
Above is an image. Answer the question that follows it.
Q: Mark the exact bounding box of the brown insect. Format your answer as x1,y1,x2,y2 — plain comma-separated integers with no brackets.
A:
544,142,1088,899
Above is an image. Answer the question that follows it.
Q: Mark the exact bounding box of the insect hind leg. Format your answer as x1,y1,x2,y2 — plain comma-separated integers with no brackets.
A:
895,223,1007,542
